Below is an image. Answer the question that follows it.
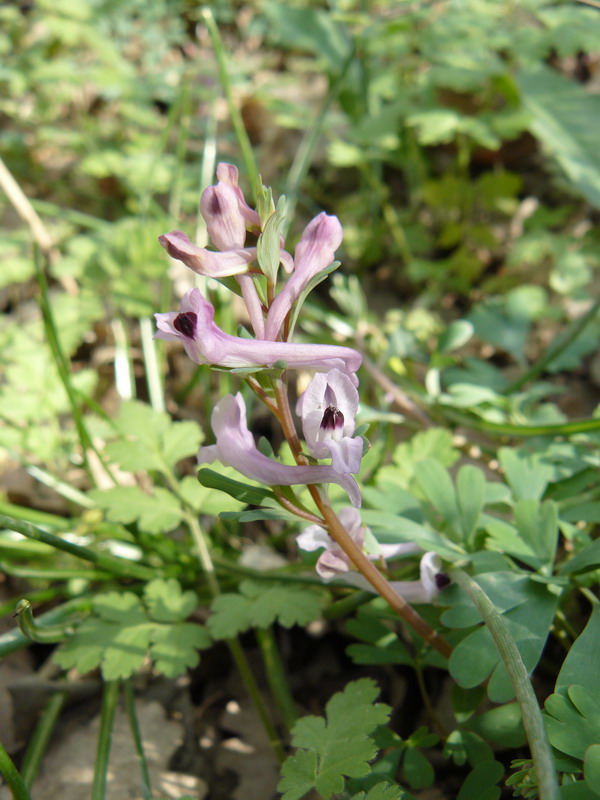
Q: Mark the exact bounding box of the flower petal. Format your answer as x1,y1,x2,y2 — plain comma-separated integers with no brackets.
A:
159,230,255,277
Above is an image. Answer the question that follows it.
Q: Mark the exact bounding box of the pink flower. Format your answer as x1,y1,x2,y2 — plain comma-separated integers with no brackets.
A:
200,182,248,251
265,213,343,340
296,369,363,474
155,288,362,378
159,230,255,278
296,507,421,580
215,163,261,229
197,394,361,507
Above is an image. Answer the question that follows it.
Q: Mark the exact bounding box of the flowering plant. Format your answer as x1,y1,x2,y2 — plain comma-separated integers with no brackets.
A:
156,164,451,655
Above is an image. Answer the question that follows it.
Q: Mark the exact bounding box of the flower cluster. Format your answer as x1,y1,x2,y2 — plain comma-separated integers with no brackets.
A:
156,164,446,602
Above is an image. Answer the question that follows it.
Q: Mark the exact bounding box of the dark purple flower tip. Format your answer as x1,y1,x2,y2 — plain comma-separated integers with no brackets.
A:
173,311,197,339
321,405,344,432
435,573,451,590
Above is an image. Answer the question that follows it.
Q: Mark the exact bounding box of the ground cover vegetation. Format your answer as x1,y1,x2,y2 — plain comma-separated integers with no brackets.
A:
1,1,600,798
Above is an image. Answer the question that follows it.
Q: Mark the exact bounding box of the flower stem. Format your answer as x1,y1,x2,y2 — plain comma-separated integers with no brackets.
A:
92,680,120,800
1,515,157,582
256,627,298,733
450,568,560,800
272,379,452,659
184,511,286,763
123,681,152,800
21,690,67,789
0,740,31,800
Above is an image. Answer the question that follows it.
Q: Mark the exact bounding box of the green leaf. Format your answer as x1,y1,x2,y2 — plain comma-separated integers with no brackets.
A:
207,580,325,639
498,446,554,501
383,429,459,490
449,578,559,702
456,760,503,800
90,486,183,533
196,468,275,506
437,320,474,353
402,747,433,789
53,588,210,680
350,782,409,800
545,686,600,761
513,499,559,568
105,401,202,473
53,590,152,680
463,703,526,748
278,679,391,800
149,623,211,678
560,540,600,576
144,578,198,623
556,603,600,695
518,65,600,210
456,465,485,544
346,605,413,666
414,459,461,538
584,744,600,797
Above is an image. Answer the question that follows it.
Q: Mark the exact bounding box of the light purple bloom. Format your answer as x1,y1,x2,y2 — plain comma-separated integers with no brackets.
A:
197,394,361,507
265,212,343,340
297,507,421,580
296,369,363,474
155,288,362,378
200,182,248,251
159,230,256,278
216,162,261,230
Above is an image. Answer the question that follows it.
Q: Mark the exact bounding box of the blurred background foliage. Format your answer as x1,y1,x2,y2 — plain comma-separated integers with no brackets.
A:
2,0,600,484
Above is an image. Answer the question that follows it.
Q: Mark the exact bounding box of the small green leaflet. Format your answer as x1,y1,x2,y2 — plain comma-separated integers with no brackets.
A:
207,580,325,639
278,678,391,800
350,782,412,800
90,485,183,533
104,400,202,473
53,580,210,680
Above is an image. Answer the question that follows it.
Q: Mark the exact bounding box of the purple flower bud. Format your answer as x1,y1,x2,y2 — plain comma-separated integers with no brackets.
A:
159,230,255,277
265,212,343,340
216,162,261,229
198,394,361,507
200,183,247,251
155,288,362,378
296,369,363,474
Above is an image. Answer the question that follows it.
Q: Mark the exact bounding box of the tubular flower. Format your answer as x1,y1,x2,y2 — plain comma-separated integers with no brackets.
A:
215,162,261,230
296,507,421,580
200,181,248,251
158,230,255,278
296,369,363,474
265,212,343,340
197,394,362,507
155,288,362,378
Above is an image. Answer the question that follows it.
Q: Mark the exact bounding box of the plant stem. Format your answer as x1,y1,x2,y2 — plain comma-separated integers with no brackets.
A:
123,681,152,800
0,741,31,800
0,515,157,581
441,408,600,437
92,681,120,800
256,627,298,733
184,511,286,763
450,568,560,800
272,379,452,658
202,8,259,196
21,690,67,789
0,598,92,658
503,297,600,394
35,251,118,486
